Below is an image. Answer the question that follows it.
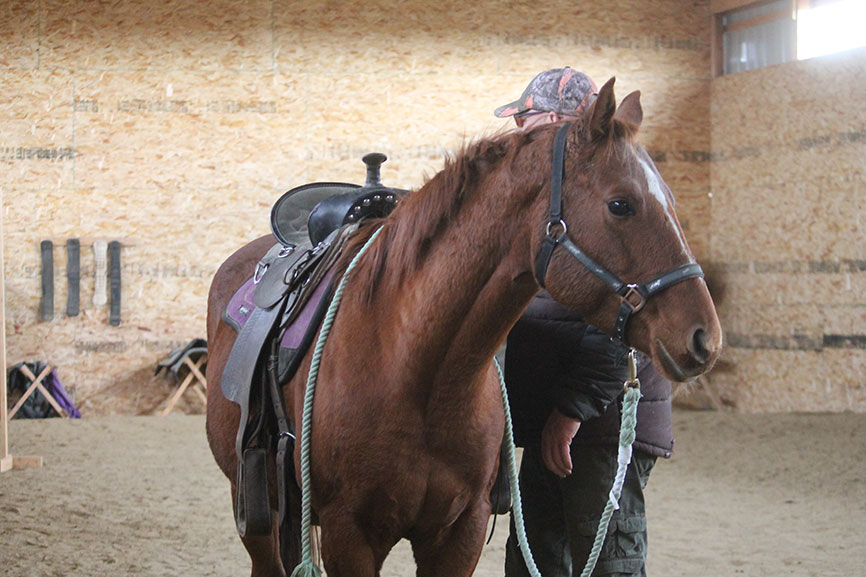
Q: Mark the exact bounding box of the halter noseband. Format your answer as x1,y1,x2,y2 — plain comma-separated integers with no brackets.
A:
534,122,705,345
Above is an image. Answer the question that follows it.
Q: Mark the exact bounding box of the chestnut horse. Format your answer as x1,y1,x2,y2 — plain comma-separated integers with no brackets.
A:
205,78,722,577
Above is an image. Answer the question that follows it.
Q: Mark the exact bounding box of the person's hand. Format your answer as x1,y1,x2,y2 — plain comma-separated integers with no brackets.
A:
541,409,581,478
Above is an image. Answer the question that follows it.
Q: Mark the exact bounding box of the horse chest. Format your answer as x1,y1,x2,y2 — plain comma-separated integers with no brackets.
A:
372,464,483,532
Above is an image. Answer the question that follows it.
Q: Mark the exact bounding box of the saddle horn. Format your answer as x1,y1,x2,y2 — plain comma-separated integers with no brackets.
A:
363,152,387,188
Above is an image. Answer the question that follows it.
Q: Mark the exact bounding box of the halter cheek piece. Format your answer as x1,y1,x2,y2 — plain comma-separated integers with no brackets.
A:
534,122,705,345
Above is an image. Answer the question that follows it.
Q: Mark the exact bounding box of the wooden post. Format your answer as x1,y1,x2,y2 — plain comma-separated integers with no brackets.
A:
0,188,42,473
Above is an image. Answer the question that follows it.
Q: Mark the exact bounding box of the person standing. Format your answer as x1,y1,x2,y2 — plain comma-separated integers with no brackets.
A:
496,67,675,577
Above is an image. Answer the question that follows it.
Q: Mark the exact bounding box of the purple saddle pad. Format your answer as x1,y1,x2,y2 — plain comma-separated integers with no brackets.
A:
223,268,337,386
224,277,257,332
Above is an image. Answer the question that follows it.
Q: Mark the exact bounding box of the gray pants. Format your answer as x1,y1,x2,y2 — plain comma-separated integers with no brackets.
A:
505,444,657,577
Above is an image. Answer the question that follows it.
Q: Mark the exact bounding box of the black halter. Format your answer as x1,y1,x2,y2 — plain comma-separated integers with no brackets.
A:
534,122,705,344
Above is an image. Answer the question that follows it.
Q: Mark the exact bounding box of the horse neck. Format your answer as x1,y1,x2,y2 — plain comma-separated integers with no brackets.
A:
367,166,541,395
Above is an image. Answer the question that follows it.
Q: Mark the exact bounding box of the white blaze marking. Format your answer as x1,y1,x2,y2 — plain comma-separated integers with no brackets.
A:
637,156,692,260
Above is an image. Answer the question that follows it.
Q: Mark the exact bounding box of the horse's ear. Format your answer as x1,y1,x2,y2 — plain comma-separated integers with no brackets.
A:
585,77,617,141
614,90,643,131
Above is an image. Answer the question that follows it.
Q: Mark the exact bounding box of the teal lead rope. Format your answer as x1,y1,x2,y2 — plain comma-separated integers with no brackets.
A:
579,349,641,577
495,348,642,577
494,357,542,577
291,226,384,577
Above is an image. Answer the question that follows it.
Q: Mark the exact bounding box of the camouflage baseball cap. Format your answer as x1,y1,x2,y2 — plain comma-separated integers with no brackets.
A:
494,67,598,118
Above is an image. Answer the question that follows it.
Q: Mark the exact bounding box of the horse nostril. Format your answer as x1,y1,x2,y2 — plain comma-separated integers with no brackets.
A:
689,327,710,365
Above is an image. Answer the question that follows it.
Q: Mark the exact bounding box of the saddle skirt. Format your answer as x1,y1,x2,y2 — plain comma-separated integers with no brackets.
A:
222,262,338,388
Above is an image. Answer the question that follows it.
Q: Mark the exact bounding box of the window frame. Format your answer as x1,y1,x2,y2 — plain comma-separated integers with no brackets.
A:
712,0,807,77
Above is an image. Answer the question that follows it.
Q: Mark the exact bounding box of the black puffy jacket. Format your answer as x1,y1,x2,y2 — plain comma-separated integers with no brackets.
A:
504,291,674,458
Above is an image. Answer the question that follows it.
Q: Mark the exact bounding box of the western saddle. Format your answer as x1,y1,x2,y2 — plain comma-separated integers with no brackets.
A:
219,153,406,548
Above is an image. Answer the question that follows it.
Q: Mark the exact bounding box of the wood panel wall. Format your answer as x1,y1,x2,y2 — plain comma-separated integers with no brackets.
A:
9,0,820,415
708,47,866,412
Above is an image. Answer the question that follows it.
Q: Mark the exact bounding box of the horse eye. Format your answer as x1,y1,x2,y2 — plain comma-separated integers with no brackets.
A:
607,199,634,218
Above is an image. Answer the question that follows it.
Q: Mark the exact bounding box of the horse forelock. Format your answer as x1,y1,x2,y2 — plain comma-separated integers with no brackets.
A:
589,116,640,166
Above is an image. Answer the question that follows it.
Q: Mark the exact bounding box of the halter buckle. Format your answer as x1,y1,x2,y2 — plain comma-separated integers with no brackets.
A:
621,284,646,313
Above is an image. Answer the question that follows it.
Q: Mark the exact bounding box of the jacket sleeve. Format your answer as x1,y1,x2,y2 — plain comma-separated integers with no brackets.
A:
550,324,630,422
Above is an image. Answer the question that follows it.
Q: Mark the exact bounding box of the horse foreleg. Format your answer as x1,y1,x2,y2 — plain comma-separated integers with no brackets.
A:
319,509,394,577
410,500,491,577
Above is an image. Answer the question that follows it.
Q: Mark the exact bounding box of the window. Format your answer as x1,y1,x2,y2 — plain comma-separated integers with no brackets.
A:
797,0,866,60
720,0,796,75
713,0,866,76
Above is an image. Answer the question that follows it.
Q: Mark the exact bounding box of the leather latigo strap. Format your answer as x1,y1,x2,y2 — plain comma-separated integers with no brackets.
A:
41,240,54,321
66,238,80,317
267,346,300,567
108,240,122,326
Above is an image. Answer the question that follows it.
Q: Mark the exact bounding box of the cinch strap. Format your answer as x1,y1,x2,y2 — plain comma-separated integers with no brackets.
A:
108,241,122,326
40,240,54,322
66,238,80,317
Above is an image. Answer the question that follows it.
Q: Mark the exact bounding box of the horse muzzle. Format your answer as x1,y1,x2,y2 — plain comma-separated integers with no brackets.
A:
653,317,723,382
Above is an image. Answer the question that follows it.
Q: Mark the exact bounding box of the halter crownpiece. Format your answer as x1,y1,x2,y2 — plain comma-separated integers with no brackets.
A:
535,122,705,345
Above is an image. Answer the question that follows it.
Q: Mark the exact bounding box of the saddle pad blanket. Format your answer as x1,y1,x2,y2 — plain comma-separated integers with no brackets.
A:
224,276,257,333
280,268,335,350
223,269,336,346
222,267,337,398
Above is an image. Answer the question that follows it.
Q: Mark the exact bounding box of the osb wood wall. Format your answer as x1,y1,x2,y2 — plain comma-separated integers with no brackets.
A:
6,0,714,414
709,48,866,412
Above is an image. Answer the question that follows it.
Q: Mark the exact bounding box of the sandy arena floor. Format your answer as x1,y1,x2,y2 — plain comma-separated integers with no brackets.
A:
1,410,864,576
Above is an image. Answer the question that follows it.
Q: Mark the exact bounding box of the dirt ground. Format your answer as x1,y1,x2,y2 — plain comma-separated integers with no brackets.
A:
1,410,864,577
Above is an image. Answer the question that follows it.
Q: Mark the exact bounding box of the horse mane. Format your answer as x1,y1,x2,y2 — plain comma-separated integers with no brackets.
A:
333,114,633,303
332,131,520,303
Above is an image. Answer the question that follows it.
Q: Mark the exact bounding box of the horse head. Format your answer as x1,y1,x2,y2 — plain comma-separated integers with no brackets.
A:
533,77,722,381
